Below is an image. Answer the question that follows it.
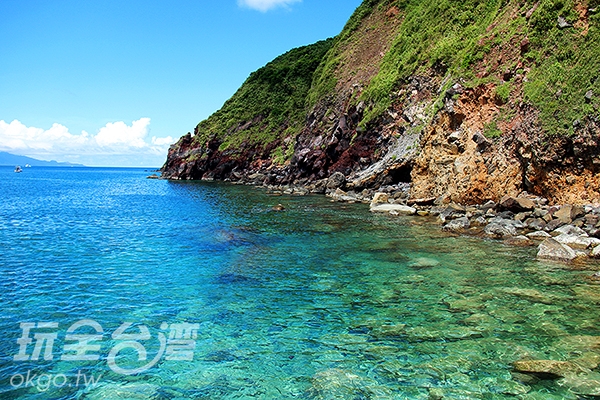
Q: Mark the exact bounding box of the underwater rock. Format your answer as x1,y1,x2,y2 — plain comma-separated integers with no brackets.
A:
501,287,553,304
504,235,534,247
513,359,589,379
558,372,600,396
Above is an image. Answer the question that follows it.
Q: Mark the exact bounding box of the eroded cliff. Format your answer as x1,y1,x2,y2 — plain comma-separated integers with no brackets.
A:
162,0,600,205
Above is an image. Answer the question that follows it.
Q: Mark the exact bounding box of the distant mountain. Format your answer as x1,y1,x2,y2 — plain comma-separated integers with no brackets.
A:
0,152,84,167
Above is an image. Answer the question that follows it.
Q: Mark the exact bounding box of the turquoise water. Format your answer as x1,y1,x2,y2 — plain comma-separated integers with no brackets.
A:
1,167,599,399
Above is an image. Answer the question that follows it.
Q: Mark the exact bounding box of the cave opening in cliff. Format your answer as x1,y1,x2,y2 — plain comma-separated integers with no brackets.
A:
388,165,412,184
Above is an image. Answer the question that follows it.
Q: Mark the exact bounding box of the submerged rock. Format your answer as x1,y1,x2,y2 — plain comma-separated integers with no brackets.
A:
513,359,588,379
559,372,600,397
537,238,578,263
504,235,534,247
272,204,285,211
501,287,553,304
408,257,441,269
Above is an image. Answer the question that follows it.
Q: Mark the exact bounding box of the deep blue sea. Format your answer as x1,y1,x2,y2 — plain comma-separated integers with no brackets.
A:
1,166,599,399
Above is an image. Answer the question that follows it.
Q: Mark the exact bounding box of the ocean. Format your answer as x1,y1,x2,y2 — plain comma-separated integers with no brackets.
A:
0,166,598,399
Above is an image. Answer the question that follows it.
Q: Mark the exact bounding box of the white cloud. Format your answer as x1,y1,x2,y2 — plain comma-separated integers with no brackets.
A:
95,118,150,148
0,119,175,166
238,0,301,12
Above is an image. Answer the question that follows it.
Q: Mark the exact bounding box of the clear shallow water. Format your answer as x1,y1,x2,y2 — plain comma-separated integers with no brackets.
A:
1,167,599,399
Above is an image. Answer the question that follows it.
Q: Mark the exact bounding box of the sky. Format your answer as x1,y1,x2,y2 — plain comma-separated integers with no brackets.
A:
0,0,363,167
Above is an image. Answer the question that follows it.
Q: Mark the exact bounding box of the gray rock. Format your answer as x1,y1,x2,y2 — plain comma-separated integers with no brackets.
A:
370,204,416,215
485,221,518,238
472,131,491,152
545,218,565,231
326,172,346,189
537,238,578,263
473,216,488,226
554,225,588,237
329,188,358,202
443,217,471,232
526,218,547,231
490,216,526,229
558,16,572,29
481,200,497,211
554,234,599,250
527,231,552,240
592,246,600,258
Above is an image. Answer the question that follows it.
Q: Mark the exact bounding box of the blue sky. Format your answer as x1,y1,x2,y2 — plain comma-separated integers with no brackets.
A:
0,0,362,167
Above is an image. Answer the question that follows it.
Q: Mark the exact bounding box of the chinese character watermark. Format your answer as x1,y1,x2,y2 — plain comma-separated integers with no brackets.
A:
11,320,200,378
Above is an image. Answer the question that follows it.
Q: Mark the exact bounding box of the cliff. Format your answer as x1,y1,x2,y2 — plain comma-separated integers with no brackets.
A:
162,0,600,205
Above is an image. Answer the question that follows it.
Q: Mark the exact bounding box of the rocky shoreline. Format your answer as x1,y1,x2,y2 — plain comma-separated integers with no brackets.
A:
208,171,600,270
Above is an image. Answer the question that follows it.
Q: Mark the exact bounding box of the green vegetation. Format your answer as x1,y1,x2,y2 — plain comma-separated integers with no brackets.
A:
192,39,334,157
484,121,503,138
316,0,600,136
523,0,600,135
359,0,506,125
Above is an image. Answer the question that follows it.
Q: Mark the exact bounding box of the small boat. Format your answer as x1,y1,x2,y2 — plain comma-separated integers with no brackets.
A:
25,164,31,168
14,166,22,173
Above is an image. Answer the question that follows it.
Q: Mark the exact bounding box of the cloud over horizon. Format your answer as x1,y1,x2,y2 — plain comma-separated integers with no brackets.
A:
0,119,175,166
237,0,301,12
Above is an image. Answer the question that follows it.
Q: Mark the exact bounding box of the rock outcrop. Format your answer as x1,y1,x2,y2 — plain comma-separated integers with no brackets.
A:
162,0,600,207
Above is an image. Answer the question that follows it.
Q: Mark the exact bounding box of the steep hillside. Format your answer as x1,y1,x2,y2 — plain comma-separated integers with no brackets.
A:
161,39,333,180
163,0,600,205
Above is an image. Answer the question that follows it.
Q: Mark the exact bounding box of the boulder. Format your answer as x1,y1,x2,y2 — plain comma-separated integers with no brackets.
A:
553,205,584,224
499,195,535,212
504,235,534,247
438,204,465,222
545,218,565,231
442,217,470,232
554,225,588,237
537,238,578,263
480,200,497,211
326,172,346,189
525,218,546,231
406,197,436,206
370,192,389,206
485,220,518,238
527,231,552,240
370,204,416,215
554,234,600,250
592,245,600,258
329,188,359,202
